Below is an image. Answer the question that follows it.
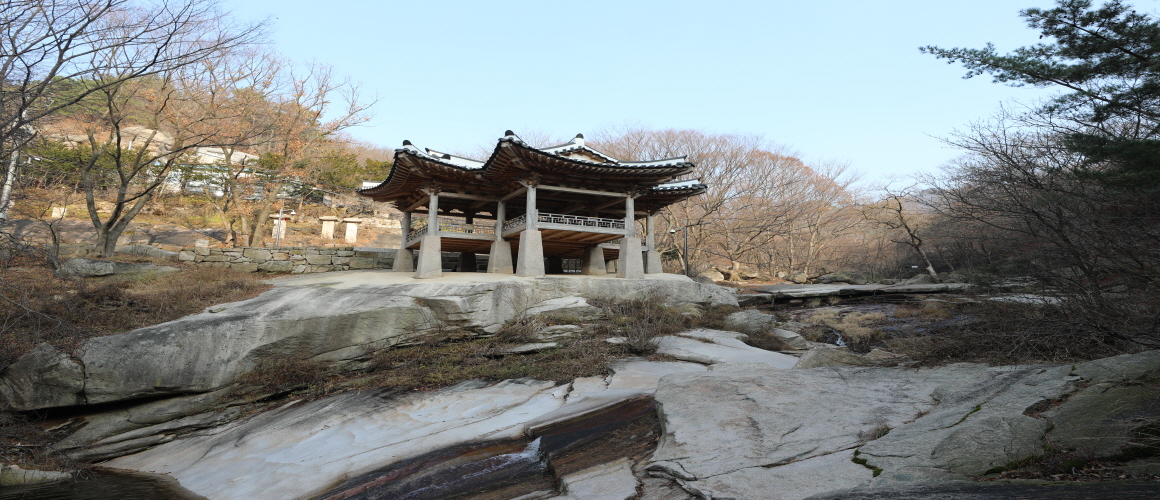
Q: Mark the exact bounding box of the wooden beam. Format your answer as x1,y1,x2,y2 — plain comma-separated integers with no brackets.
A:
439,192,499,202
592,198,626,211
501,186,528,202
404,195,430,213
537,184,626,198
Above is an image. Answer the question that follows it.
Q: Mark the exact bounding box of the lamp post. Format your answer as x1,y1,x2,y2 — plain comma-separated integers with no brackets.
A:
273,208,296,247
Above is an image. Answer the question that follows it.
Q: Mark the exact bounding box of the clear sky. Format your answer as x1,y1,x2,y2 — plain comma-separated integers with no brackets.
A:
224,0,1131,183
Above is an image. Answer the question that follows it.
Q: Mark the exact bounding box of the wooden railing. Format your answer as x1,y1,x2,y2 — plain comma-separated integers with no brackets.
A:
538,213,625,230
408,217,496,241
503,213,625,234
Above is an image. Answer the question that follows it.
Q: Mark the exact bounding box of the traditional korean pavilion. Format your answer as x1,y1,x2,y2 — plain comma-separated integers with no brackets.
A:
356,131,707,278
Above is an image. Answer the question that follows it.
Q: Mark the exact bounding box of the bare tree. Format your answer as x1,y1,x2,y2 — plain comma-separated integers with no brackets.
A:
0,0,264,224
234,63,373,247
864,187,940,282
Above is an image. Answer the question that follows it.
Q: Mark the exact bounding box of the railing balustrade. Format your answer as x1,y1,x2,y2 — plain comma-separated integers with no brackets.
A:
503,214,526,233
409,217,496,241
536,213,625,230
502,212,626,234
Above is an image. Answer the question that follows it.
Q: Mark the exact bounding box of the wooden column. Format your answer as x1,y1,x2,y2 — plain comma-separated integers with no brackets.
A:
525,184,537,231
624,196,635,238
428,193,439,232
494,201,506,238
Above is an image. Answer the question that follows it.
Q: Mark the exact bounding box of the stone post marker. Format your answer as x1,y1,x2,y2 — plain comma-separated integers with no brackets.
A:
270,213,292,241
342,218,363,244
51,207,67,219
319,216,339,239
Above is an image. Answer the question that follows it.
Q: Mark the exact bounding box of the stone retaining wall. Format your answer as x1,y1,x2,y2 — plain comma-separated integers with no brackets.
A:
177,246,396,274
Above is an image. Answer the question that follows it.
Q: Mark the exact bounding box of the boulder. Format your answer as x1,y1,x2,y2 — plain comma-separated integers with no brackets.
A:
724,310,809,349
115,244,179,260
655,331,798,368
735,292,772,306
0,343,85,410
786,272,810,284
56,258,179,278
0,467,72,486
770,328,810,350
793,347,881,369
815,272,867,285
697,269,724,281
901,273,937,285
724,309,778,334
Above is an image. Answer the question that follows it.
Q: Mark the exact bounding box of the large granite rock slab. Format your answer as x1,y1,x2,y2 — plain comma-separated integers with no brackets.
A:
656,330,798,368
107,360,705,500
648,351,1160,499
3,274,734,410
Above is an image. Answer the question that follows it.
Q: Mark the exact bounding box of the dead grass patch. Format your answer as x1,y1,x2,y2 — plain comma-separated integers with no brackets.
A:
589,291,693,354
0,411,85,472
0,263,270,369
745,331,792,352
887,301,1129,365
803,309,887,352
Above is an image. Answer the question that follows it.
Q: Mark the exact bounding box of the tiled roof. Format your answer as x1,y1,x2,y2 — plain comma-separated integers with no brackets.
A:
356,131,701,204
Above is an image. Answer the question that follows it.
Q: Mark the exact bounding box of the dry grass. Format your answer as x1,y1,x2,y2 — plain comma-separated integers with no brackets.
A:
893,301,952,320
0,411,83,473
0,262,270,369
803,309,887,352
227,334,638,401
887,301,1130,366
589,291,694,354
744,331,793,352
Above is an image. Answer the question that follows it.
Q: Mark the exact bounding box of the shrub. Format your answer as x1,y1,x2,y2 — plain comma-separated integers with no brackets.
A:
590,290,691,354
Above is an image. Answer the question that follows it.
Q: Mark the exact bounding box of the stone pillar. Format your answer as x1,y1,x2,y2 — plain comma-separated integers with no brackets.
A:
516,185,544,277
319,216,338,239
606,259,617,274
546,257,564,274
342,218,363,244
458,252,478,272
394,211,414,272
644,212,663,274
581,246,606,275
393,212,414,271
415,193,442,279
617,196,644,278
488,200,513,273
